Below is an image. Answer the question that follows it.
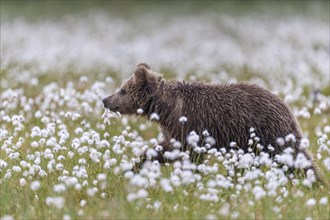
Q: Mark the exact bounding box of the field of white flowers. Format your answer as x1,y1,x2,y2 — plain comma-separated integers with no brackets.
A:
1,2,329,219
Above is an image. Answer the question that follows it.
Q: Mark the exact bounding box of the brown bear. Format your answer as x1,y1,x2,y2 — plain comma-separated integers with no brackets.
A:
102,63,322,181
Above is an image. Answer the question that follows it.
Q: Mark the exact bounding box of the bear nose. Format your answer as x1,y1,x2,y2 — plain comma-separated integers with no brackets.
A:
102,98,107,105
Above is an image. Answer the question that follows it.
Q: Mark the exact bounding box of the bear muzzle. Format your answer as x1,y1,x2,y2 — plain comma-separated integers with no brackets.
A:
102,96,120,111
102,98,108,107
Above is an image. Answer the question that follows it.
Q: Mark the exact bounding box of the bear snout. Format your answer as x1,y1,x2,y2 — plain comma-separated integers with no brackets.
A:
102,96,120,111
102,97,111,108
102,98,107,106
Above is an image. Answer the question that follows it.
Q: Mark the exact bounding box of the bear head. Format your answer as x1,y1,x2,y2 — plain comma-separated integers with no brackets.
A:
102,63,162,115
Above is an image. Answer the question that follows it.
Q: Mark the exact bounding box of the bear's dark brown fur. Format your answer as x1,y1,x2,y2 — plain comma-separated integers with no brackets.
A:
102,63,322,181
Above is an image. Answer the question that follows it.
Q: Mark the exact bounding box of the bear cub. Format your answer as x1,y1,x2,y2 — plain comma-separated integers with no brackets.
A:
102,63,320,180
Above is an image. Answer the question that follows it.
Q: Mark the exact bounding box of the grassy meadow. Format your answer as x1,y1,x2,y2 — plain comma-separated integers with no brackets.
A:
1,1,329,219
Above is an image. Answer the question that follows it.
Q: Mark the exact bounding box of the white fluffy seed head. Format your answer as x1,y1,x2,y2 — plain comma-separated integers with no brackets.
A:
179,116,188,123
30,180,41,191
150,113,160,121
137,108,144,114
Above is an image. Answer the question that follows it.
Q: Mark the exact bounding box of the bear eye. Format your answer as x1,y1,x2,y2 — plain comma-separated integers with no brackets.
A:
120,89,127,95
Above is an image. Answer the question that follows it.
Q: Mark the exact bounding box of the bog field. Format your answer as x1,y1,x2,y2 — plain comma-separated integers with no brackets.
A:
0,2,329,219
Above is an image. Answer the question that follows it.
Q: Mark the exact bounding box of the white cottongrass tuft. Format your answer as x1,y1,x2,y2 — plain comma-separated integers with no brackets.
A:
219,203,230,217
63,214,71,220
294,153,312,169
323,158,330,171
160,178,173,192
150,113,160,121
252,186,266,200
137,108,144,114
276,137,285,146
19,178,26,186
319,197,328,205
187,131,199,145
53,184,66,193
0,216,14,220
46,196,65,209
102,109,121,125
97,173,107,181
285,134,296,143
230,142,237,148
238,154,254,169
305,198,316,207
179,116,188,123
300,138,310,149
30,181,41,191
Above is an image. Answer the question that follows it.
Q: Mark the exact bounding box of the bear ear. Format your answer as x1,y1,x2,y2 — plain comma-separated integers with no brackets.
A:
136,63,151,70
134,65,149,85
134,65,158,94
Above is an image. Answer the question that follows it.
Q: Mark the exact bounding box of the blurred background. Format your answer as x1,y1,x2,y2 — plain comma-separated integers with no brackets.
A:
1,1,329,91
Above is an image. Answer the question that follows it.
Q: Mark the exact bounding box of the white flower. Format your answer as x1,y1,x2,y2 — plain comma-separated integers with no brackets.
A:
160,178,173,192
63,214,71,220
130,175,148,187
323,158,330,171
31,141,39,148
72,113,81,121
137,108,144,114
155,145,163,152
179,116,187,123
252,186,266,200
30,181,41,191
230,142,237,148
305,198,316,207
300,138,310,149
324,126,330,133
0,215,14,220
46,196,65,209
170,175,181,187
97,173,107,181
56,163,64,171
153,201,161,210
275,153,294,167
12,165,21,172
205,136,216,146
238,154,254,168
187,131,199,145
146,148,158,158
63,177,78,186
80,199,87,207
202,130,210,136
285,134,296,143
267,145,275,152
171,140,182,149
86,187,98,197
120,162,133,171
205,214,217,220
319,197,328,205
53,184,66,193
164,149,180,161
136,189,148,199
294,153,312,169
314,108,321,115
19,178,26,186
75,127,83,134
219,203,230,217
276,137,285,146
150,113,160,121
